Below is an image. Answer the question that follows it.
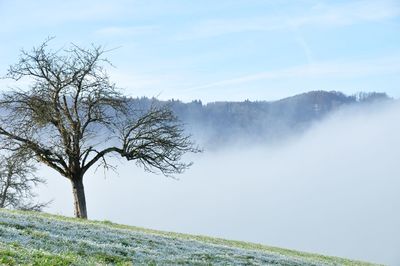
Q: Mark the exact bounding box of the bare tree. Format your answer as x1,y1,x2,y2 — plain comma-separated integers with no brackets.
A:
0,39,199,218
0,151,50,211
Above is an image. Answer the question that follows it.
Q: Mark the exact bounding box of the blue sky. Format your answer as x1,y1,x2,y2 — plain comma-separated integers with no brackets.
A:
0,0,399,102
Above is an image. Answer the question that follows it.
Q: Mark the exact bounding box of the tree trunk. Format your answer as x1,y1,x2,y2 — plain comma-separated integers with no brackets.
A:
71,177,87,219
0,174,12,208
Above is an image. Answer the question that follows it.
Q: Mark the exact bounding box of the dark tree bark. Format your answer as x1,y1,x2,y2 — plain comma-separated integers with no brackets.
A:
0,38,200,219
71,177,87,219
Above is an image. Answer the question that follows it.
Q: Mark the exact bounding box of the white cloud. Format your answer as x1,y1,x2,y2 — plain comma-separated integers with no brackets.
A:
94,26,158,37
185,55,400,92
107,68,193,99
177,0,400,40
0,0,132,33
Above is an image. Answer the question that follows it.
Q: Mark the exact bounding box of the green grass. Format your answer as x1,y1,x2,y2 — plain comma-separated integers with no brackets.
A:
0,209,382,265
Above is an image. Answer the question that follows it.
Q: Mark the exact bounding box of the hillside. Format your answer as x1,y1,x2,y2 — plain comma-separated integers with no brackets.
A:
131,91,390,147
0,209,379,265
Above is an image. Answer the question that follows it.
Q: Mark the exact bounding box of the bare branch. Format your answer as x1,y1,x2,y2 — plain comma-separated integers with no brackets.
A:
0,150,51,211
0,39,200,218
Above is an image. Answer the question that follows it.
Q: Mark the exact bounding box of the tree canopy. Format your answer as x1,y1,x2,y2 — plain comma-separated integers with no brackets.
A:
0,150,49,211
0,39,199,218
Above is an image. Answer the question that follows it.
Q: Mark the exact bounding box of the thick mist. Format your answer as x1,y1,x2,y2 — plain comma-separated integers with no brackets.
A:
37,100,400,265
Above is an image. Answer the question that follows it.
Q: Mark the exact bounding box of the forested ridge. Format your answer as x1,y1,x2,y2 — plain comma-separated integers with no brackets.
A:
131,91,390,146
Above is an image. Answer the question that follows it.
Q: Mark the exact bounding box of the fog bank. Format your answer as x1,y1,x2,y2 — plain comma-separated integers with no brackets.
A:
37,101,400,265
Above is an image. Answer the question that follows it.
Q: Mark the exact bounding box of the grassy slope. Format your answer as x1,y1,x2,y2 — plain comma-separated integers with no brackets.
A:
0,209,380,266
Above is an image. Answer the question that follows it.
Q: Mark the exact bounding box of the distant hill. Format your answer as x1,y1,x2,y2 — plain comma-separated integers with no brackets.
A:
129,91,390,147
0,209,378,265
